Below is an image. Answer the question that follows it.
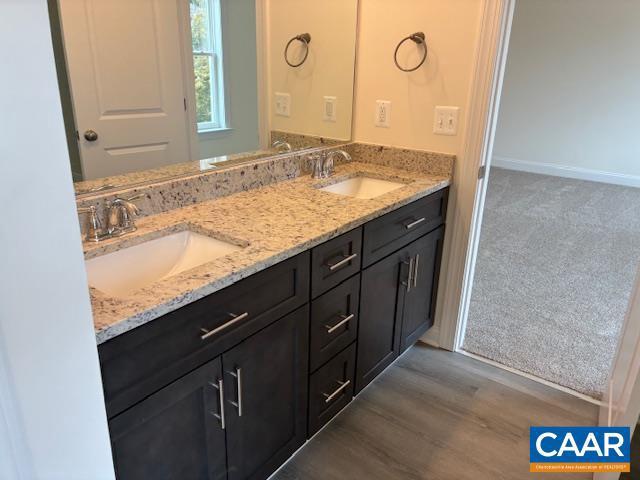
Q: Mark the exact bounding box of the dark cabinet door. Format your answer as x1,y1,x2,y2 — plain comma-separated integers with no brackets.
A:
355,247,409,393
109,357,227,480
223,306,309,480
400,227,444,353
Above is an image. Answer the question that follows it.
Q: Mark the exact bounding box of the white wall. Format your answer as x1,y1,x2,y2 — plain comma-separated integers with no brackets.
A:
268,0,358,141
353,0,483,155
0,1,114,478
199,0,260,159
494,0,640,180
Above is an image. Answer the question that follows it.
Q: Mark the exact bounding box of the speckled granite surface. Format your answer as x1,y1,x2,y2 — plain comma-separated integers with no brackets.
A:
270,130,346,150
344,142,455,176
73,148,298,196
88,160,451,344
76,150,312,235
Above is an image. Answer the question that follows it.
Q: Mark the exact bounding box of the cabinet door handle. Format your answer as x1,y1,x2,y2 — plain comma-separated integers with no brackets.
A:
327,253,358,271
413,253,420,287
209,379,226,430
402,257,414,292
227,367,243,417
200,312,249,340
322,380,351,403
405,217,426,230
325,313,355,334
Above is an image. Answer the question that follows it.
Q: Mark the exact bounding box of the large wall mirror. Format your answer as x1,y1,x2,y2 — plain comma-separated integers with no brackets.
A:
49,0,359,195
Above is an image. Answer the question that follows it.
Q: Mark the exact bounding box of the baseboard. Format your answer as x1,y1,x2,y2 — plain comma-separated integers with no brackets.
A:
492,155,640,188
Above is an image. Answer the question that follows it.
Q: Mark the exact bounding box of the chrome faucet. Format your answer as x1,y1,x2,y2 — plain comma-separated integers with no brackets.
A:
77,194,144,242
309,149,352,179
272,140,292,153
106,195,144,236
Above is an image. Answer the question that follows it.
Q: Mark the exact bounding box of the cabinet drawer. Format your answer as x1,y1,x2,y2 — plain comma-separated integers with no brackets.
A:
362,188,448,267
308,343,356,437
99,252,310,418
311,227,362,298
310,275,360,372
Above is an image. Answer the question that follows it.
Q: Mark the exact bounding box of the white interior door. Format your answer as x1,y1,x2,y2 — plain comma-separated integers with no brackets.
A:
59,0,191,180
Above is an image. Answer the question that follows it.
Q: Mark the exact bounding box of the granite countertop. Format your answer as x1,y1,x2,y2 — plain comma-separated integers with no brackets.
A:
87,161,450,344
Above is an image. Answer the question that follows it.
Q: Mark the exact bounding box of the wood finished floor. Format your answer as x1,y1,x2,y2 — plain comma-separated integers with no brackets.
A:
273,344,598,480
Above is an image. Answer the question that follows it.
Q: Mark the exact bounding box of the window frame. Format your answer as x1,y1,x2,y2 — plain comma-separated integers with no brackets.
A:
191,0,227,133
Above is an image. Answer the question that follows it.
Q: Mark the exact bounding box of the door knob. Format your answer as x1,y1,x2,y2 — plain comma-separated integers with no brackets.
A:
83,129,98,142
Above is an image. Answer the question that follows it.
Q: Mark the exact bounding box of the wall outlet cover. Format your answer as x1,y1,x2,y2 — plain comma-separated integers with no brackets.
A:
375,100,391,128
275,92,291,117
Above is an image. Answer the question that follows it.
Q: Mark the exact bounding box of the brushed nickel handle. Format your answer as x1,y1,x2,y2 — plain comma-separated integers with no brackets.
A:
227,367,243,417
405,217,426,229
209,379,225,430
83,129,98,142
413,254,420,288
327,253,358,271
323,380,351,403
201,312,249,340
402,257,414,292
325,313,355,334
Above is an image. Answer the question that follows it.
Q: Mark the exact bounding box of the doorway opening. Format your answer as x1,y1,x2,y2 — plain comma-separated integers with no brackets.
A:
458,0,640,400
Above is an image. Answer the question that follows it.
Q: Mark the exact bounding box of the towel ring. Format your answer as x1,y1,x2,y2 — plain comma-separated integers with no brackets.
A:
285,33,311,68
394,32,427,72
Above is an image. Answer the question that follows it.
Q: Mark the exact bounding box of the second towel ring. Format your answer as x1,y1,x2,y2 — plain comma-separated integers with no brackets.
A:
394,32,427,72
285,33,312,68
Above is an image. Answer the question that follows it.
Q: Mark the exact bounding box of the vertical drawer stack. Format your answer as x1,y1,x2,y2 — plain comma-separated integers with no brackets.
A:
307,227,361,436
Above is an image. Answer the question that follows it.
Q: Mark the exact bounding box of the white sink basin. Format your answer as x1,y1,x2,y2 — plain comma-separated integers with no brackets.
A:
85,230,243,297
319,176,405,199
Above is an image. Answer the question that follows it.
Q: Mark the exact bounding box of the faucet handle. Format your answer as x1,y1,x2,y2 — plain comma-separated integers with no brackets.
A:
107,194,144,235
78,205,104,243
308,153,323,178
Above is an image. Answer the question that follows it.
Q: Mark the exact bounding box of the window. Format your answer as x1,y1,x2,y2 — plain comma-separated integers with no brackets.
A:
190,0,226,132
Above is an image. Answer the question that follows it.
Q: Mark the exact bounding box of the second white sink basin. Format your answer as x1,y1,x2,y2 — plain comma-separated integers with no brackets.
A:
85,230,244,298
320,176,405,199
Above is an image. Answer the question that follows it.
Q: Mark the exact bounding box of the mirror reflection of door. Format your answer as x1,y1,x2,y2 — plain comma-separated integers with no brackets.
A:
59,0,192,180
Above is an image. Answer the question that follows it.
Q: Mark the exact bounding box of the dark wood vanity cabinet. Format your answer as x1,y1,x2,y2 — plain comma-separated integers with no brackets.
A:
109,307,308,480
223,307,308,480
399,226,444,352
355,193,447,393
109,357,227,480
99,187,448,480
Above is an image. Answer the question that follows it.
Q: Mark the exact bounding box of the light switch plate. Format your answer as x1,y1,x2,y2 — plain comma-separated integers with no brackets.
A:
275,92,291,117
323,96,337,122
433,106,459,135
375,100,391,128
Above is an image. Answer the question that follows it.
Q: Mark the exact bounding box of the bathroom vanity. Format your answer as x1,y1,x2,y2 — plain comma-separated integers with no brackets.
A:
95,179,448,480
51,0,455,477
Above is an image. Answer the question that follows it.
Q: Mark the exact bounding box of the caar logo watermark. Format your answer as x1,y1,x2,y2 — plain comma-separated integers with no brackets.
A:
530,427,630,473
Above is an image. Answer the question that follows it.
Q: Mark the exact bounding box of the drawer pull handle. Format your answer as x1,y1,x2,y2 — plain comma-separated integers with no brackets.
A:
323,380,351,403
200,312,249,340
327,253,358,271
209,379,226,430
405,217,426,229
227,367,243,417
413,253,420,287
402,257,414,292
325,313,355,334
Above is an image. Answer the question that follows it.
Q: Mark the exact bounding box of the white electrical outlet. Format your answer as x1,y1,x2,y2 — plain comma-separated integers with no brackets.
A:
375,100,391,128
275,92,291,117
323,96,337,122
433,106,459,135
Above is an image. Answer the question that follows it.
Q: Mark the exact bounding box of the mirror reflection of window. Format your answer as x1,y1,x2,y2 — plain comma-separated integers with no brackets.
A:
190,0,226,132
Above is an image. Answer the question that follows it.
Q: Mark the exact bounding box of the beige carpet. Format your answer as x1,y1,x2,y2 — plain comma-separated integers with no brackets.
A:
463,168,640,398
